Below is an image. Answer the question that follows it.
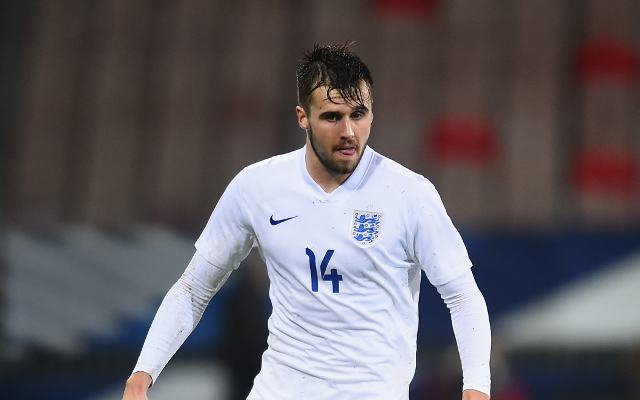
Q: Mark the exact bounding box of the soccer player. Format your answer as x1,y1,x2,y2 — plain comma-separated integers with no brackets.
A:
122,43,491,400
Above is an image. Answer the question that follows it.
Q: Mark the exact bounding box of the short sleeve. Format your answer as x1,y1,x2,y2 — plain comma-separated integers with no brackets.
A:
410,181,472,286
195,173,255,271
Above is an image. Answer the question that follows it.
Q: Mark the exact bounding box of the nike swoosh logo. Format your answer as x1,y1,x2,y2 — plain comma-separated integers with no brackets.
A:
270,215,298,225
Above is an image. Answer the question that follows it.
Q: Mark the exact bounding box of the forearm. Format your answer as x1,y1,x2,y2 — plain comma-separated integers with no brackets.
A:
132,251,232,383
437,269,491,397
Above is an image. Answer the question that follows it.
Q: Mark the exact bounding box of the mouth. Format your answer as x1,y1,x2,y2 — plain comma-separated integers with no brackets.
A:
336,147,356,156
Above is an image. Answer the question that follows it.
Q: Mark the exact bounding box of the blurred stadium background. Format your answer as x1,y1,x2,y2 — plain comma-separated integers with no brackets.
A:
2,0,640,399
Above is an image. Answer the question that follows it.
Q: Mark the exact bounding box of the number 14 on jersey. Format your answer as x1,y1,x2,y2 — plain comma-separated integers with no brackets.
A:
306,248,343,293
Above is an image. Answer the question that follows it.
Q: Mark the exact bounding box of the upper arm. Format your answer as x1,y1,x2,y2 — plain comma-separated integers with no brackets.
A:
410,182,472,286
195,174,255,271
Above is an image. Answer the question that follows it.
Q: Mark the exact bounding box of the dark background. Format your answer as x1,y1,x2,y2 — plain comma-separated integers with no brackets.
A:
2,1,640,399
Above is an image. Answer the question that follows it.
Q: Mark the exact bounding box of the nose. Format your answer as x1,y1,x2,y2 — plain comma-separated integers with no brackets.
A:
340,118,355,139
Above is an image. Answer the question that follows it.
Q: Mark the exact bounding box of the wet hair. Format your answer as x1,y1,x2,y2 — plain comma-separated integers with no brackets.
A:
296,43,373,114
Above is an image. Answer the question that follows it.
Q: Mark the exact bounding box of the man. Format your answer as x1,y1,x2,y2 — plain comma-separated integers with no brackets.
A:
122,43,491,400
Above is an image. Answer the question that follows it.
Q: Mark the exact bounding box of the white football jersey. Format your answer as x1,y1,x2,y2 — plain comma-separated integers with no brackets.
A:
195,145,472,400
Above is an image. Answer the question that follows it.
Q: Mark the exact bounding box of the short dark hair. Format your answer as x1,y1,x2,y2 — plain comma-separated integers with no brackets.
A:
296,43,373,113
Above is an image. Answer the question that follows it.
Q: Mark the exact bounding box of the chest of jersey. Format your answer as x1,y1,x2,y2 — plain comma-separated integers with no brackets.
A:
249,186,416,299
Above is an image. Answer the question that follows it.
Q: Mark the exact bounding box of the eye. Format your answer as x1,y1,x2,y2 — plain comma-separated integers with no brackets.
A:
351,111,364,120
324,113,340,122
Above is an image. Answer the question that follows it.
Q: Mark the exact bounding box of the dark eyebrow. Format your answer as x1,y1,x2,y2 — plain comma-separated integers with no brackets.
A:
352,105,369,113
317,105,369,120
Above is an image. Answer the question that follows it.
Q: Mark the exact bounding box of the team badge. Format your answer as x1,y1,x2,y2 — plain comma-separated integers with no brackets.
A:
352,210,383,246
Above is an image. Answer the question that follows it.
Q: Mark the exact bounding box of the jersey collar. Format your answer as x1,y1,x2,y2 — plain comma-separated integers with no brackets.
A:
300,145,374,203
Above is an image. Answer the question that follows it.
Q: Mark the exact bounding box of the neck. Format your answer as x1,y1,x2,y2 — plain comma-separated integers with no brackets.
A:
304,145,352,194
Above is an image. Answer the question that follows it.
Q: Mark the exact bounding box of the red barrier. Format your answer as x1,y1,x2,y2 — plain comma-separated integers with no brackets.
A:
373,0,439,20
571,148,638,196
574,37,639,87
428,115,498,166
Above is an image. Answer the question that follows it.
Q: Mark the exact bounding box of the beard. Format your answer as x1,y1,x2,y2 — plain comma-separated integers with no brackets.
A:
307,125,366,176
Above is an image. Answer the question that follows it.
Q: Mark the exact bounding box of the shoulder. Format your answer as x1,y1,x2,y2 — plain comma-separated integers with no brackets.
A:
363,149,449,222
233,147,302,184
367,148,436,195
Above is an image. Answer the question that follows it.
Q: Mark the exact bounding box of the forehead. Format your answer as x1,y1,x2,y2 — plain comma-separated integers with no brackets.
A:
308,84,372,111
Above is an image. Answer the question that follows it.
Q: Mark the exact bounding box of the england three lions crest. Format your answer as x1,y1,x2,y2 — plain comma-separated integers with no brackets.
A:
352,210,383,246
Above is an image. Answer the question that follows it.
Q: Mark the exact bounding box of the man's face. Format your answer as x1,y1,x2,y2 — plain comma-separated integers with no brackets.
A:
297,85,373,177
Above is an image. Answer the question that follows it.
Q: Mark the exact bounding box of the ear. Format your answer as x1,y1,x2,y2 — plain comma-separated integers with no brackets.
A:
296,106,309,130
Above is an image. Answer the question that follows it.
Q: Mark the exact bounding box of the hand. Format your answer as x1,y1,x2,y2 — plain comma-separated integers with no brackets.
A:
122,371,152,400
463,389,490,400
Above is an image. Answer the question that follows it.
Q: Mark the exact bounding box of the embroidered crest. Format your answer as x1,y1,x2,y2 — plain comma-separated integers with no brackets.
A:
352,210,383,246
